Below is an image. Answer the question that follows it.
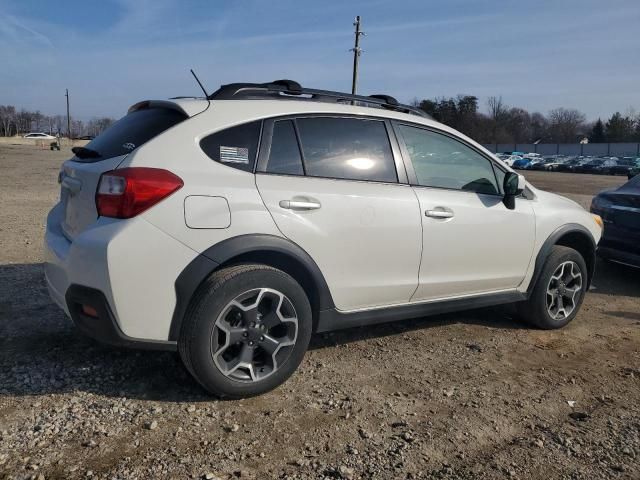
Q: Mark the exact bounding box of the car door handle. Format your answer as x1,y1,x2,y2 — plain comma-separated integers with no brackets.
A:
425,209,454,219
279,200,322,210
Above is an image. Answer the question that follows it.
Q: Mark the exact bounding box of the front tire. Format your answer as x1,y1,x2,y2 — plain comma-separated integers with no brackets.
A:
179,264,312,398
518,246,588,329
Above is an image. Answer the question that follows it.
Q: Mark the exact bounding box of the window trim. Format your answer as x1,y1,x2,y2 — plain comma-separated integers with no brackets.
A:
255,113,408,185
256,119,306,176
391,120,507,197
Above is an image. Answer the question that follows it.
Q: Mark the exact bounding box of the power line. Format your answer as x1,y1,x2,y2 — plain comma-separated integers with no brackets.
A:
350,16,365,95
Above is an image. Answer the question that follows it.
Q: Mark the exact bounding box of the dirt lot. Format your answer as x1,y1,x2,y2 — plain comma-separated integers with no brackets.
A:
1,144,638,480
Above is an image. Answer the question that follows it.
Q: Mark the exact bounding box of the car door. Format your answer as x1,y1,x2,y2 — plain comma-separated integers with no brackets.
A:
255,116,422,311
393,122,536,301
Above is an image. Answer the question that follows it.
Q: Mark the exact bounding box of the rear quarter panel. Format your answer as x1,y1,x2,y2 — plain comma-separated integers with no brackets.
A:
119,103,284,253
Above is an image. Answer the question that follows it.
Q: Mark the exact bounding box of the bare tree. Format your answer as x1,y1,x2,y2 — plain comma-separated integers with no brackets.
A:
86,117,115,137
0,105,16,137
504,108,532,143
486,96,510,143
547,108,586,143
487,96,508,122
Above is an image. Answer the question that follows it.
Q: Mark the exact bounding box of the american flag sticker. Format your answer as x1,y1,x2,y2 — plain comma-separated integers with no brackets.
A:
220,146,249,164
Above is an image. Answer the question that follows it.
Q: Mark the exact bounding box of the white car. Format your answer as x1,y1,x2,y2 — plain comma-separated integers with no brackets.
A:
44,80,603,398
496,154,523,167
24,132,55,140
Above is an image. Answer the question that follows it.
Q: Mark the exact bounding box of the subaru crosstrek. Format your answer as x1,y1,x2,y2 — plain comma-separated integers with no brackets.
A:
45,80,603,398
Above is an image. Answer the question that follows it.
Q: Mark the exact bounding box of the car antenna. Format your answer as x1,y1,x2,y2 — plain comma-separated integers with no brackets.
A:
190,69,210,98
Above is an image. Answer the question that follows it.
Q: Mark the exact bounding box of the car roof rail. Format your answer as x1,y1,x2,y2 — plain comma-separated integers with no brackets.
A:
208,80,430,118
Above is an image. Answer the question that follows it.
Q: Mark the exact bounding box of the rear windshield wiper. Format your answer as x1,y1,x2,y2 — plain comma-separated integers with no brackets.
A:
71,146,101,159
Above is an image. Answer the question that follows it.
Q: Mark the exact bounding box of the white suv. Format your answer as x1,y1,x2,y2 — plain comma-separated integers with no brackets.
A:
44,80,603,398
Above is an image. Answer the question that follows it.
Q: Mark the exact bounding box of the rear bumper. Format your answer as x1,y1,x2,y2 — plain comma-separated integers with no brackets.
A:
598,246,640,268
66,285,176,350
44,202,198,347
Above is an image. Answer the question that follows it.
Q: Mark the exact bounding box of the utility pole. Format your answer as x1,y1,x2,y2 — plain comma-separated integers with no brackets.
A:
350,16,364,95
65,89,71,140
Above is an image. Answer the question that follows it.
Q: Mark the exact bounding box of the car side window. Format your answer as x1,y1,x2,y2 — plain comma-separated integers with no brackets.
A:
296,117,398,183
266,120,304,175
397,125,500,195
200,120,262,172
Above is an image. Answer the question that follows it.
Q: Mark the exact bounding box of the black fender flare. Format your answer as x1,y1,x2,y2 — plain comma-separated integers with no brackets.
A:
526,223,597,296
169,234,334,340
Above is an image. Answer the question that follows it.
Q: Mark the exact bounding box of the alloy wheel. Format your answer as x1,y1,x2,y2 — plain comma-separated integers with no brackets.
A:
546,261,583,321
211,288,298,382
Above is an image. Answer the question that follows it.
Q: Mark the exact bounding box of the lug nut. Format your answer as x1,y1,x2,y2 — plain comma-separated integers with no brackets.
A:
259,336,264,342
243,332,248,337
249,322,256,328
248,341,254,346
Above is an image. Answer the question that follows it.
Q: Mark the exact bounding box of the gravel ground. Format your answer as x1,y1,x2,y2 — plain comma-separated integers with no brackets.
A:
1,145,638,480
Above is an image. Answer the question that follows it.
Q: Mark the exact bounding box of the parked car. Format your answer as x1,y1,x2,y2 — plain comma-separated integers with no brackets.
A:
603,158,634,176
528,158,555,170
24,132,55,140
575,159,616,174
512,158,532,170
44,79,602,397
542,157,573,171
496,154,523,167
495,153,522,167
591,175,640,268
628,159,640,179
555,158,583,172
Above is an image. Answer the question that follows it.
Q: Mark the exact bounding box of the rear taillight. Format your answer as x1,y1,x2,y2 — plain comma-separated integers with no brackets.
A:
96,167,183,219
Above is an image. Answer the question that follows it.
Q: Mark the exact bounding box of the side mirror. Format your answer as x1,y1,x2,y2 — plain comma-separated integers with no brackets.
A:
503,172,525,209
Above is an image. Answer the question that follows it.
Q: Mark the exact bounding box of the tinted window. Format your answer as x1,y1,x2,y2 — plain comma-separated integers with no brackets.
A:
296,117,397,182
77,108,187,163
398,125,499,195
493,167,506,194
266,120,304,175
200,121,262,172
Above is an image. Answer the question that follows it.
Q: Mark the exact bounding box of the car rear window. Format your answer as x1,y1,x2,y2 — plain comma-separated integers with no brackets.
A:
74,107,187,163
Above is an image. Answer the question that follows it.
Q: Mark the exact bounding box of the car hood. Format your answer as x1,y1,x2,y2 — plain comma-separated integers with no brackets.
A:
539,189,585,209
597,183,640,207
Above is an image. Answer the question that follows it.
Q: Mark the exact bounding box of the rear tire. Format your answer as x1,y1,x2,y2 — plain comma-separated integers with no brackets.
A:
178,264,312,398
518,246,588,329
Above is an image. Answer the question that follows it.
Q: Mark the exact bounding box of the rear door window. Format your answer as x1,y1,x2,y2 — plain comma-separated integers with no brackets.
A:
295,117,398,183
200,121,262,172
76,107,187,162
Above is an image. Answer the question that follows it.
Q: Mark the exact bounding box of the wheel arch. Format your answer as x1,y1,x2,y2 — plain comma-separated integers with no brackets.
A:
169,234,334,340
528,223,597,296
